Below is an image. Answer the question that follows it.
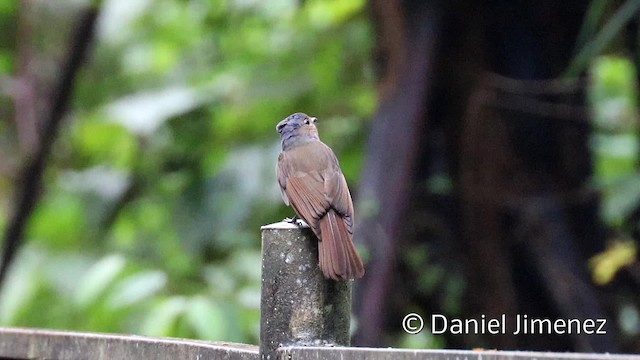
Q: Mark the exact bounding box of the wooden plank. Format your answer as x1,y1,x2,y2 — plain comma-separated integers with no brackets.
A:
279,346,640,360
1,328,638,360
0,327,258,360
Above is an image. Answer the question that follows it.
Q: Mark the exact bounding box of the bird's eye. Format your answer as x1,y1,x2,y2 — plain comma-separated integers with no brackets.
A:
304,119,310,125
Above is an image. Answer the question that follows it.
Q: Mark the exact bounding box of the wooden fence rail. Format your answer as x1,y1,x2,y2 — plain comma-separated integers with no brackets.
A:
281,347,640,360
0,327,258,360
0,224,637,360
1,328,638,360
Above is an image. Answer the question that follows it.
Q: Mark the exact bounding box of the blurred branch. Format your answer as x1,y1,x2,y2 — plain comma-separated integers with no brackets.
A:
0,148,17,179
0,4,101,289
573,0,610,52
354,0,441,346
484,72,586,95
517,196,616,351
98,174,141,239
485,92,588,121
0,76,16,96
564,0,640,77
627,262,640,286
14,0,38,155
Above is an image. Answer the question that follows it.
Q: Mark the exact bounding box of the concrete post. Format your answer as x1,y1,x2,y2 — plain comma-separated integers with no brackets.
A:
259,222,351,360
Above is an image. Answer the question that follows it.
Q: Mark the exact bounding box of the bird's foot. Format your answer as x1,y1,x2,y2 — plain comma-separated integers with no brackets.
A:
284,216,298,223
283,216,308,228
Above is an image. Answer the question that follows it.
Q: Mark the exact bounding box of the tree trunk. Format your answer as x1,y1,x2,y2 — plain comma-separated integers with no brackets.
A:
355,0,619,351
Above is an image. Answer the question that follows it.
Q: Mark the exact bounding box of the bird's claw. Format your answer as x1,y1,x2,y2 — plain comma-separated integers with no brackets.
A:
283,216,308,228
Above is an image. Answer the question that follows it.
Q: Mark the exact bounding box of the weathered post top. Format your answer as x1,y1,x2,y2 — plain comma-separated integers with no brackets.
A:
259,221,351,360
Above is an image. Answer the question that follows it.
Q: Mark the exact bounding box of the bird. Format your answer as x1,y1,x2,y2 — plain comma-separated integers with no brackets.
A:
276,112,365,280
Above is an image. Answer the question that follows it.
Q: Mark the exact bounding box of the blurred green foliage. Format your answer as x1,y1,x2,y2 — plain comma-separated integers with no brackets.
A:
588,55,640,287
0,0,374,343
590,56,639,133
589,55,640,228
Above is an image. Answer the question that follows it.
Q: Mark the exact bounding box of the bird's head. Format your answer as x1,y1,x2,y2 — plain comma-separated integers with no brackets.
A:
276,112,319,149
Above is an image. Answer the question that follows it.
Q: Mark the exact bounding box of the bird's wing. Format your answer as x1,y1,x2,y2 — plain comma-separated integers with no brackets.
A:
314,143,354,233
324,165,354,234
277,150,330,235
276,152,289,206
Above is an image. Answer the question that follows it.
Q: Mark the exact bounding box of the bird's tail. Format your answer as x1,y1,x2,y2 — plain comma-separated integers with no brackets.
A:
318,209,365,280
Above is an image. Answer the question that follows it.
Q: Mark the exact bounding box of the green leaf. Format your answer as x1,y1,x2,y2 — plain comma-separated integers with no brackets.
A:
28,191,87,248
75,254,127,308
72,117,137,168
0,51,13,73
589,56,639,132
106,270,167,309
0,246,45,324
185,296,227,340
105,86,207,136
591,134,639,181
599,172,640,226
304,0,366,28
141,296,188,336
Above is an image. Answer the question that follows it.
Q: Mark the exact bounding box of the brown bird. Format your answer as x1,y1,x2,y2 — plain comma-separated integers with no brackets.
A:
276,112,364,280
